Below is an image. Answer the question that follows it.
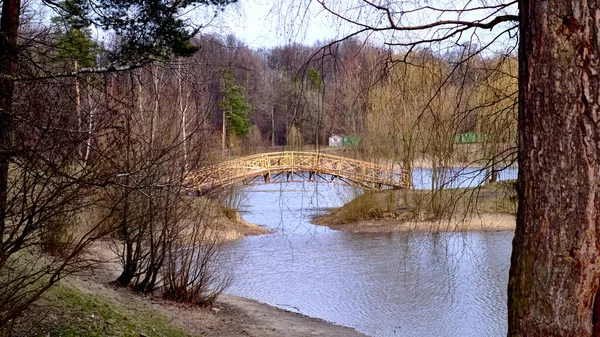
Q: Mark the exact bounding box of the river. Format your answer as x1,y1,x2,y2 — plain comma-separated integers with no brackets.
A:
223,168,516,337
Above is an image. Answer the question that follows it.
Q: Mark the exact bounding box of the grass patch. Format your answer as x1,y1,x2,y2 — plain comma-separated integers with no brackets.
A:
320,191,392,224
474,180,518,214
221,206,239,222
22,284,190,337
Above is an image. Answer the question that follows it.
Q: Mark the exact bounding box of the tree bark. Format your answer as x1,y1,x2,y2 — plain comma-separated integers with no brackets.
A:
508,0,600,335
83,90,95,167
271,106,275,148
74,59,82,159
151,64,159,147
222,108,227,153
178,61,189,171
0,0,21,243
115,239,137,287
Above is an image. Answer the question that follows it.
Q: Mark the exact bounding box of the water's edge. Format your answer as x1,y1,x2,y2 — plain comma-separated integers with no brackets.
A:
224,181,513,337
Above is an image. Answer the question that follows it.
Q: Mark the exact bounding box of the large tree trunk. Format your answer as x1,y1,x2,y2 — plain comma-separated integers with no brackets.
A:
508,0,600,335
0,0,21,244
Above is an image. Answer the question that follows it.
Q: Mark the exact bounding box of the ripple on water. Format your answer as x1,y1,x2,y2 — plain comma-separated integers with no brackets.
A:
224,183,513,337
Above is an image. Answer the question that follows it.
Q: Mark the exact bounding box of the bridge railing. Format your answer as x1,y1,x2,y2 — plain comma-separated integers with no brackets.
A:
185,151,410,192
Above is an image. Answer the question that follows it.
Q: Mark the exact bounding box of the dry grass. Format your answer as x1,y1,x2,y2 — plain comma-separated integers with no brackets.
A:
314,180,517,227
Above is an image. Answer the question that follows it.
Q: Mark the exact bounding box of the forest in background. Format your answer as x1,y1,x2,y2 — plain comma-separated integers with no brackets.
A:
22,20,518,168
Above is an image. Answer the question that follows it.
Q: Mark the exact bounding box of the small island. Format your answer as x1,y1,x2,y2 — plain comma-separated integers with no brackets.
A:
313,181,517,233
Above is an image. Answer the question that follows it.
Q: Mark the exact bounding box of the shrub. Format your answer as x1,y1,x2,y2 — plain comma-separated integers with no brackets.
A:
162,223,232,306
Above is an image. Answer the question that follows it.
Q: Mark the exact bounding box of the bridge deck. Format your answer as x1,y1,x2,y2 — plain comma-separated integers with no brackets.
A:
185,151,410,194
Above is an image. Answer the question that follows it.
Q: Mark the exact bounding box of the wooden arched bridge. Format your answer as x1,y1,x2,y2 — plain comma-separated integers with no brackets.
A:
185,151,410,195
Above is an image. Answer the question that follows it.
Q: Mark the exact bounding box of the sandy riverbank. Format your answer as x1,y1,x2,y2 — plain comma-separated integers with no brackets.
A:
214,212,272,240
314,213,515,233
181,197,272,241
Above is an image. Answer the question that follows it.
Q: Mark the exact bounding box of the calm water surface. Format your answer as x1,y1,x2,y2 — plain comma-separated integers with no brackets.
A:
223,170,515,337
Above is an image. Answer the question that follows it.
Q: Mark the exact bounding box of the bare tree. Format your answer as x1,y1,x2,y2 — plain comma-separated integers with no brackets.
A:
0,0,237,327
162,199,233,306
0,75,123,328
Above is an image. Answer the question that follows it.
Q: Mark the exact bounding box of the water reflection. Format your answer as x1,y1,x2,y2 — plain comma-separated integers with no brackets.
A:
223,176,513,337
412,167,517,189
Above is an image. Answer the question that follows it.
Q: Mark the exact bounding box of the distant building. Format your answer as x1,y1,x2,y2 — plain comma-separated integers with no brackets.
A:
328,135,343,146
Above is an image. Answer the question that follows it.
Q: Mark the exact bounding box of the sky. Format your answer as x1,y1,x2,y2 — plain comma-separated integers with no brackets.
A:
29,0,518,54
204,0,346,48
202,0,519,54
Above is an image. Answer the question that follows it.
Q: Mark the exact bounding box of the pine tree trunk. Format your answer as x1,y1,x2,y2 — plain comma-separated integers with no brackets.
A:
508,0,600,335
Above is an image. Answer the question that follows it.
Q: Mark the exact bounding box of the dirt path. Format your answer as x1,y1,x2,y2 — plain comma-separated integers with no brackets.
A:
153,293,368,337
217,294,368,337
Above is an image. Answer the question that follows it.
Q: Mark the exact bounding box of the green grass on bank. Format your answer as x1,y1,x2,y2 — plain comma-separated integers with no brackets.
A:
315,180,517,225
15,283,190,337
